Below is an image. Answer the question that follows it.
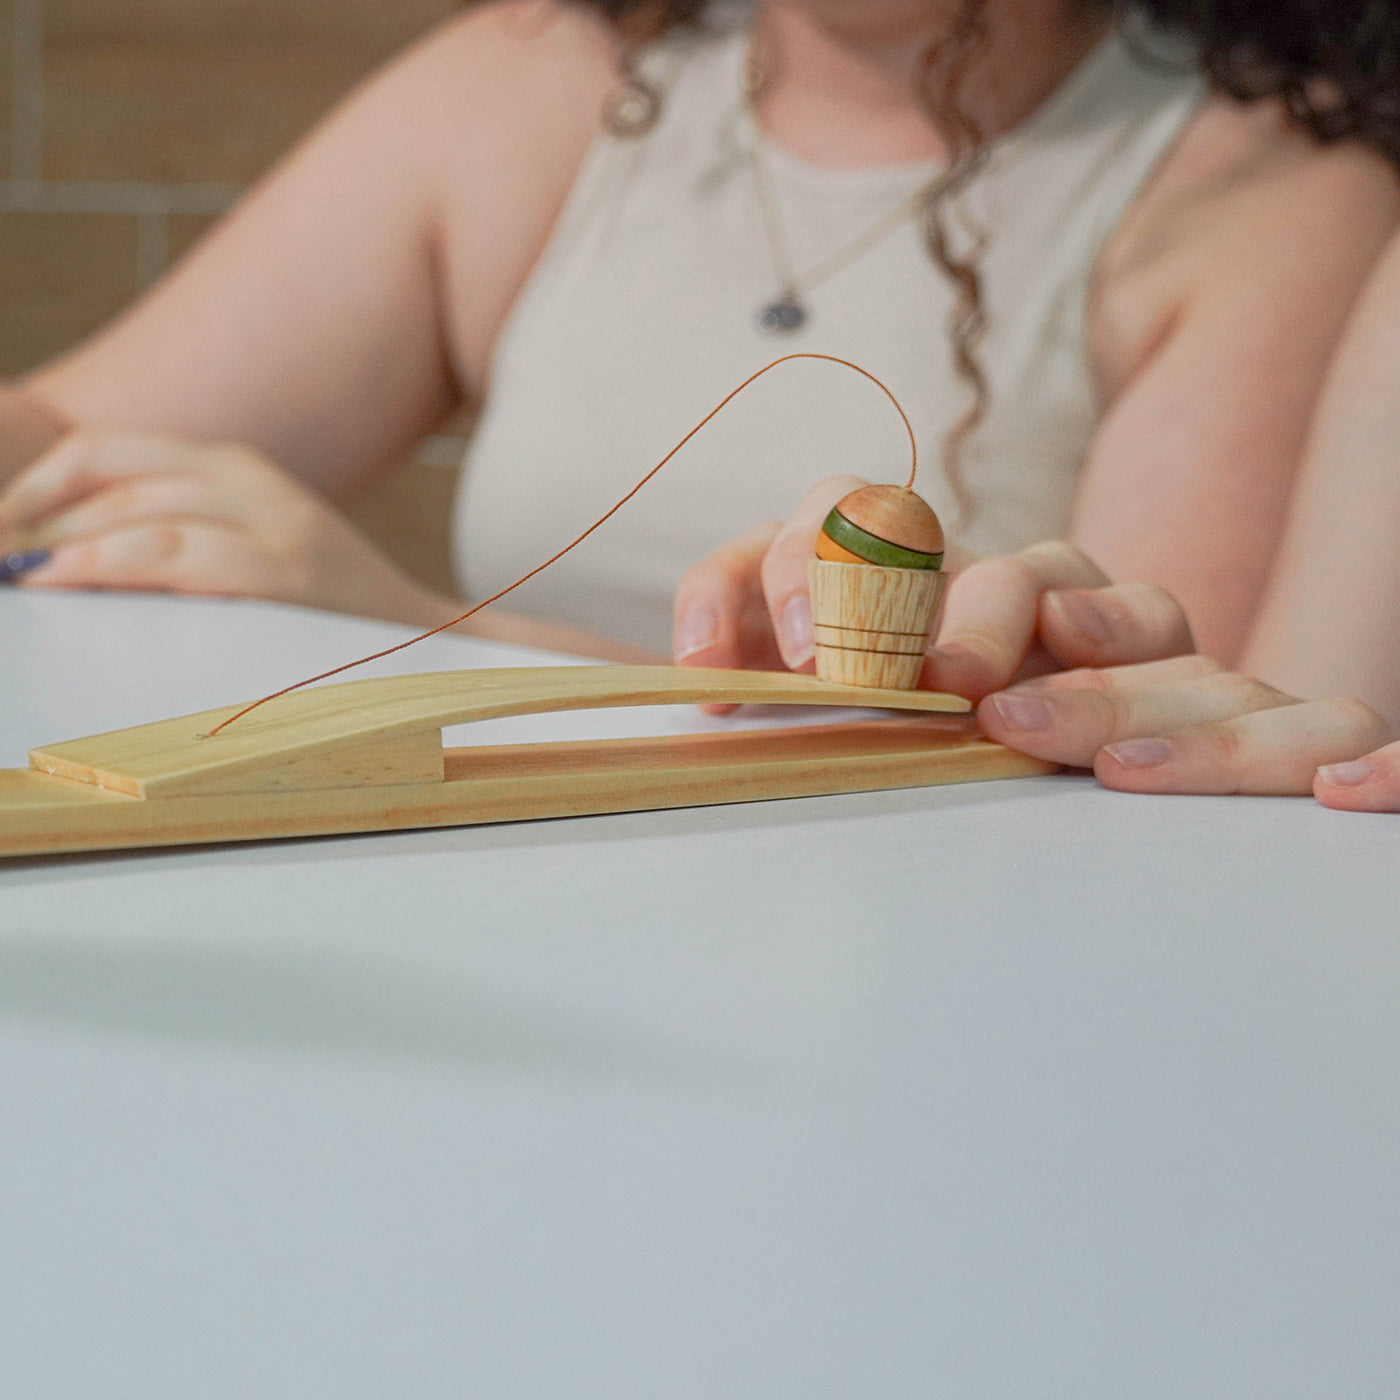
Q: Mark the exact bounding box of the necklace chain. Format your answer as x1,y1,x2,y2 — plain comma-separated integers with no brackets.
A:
742,50,943,334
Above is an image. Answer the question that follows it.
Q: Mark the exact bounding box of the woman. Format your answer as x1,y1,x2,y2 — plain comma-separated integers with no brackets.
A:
0,1,1396,668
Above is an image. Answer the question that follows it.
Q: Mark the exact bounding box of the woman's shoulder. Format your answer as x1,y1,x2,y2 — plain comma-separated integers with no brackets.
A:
293,0,619,203
1090,96,1400,397
367,1,620,133
1112,97,1399,275
373,1,625,380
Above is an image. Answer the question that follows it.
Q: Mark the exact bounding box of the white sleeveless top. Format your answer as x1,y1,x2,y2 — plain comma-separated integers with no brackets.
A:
453,16,1204,651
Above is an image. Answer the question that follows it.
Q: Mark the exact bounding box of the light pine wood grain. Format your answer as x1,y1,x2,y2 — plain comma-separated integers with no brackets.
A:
28,666,970,798
808,561,947,690
1,666,1054,858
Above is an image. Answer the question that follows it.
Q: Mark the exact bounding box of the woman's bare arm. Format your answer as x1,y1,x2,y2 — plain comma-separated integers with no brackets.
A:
12,0,614,503
1074,98,1400,665
930,220,1400,803
1237,226,1400,723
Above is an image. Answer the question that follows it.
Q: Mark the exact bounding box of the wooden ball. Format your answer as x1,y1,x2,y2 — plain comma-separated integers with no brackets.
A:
815,485,944,571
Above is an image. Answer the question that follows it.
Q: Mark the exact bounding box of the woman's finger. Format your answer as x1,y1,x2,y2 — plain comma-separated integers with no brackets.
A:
926,540,1110,698
674,521,788,716
976,662,1296,767
1094,697,1397,796
24,472,258,549
760,473,870,670
1015,652,1223,695
19,518,280,597
0,432,213,534
673,520,782,671
1314,736,1400,812
1038,580,1196,670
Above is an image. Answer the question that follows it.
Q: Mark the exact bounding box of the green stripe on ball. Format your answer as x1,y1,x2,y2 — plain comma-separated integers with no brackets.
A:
820,508,944,571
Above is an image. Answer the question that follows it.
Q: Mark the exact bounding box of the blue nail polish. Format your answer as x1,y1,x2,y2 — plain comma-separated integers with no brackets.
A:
0,549,51,583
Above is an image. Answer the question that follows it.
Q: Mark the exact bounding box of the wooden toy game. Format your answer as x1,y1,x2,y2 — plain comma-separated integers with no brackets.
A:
0,356,1055,858
0,666,1052,857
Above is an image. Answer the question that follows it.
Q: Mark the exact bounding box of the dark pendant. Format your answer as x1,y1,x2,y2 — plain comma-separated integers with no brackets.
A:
759,295,808,334
604,77,662,138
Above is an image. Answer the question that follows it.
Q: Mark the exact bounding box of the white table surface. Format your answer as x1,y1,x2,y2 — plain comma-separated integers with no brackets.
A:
2,590,1398,1399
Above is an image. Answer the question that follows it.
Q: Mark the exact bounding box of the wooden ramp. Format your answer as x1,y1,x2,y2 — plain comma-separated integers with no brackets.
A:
0,666,1055,858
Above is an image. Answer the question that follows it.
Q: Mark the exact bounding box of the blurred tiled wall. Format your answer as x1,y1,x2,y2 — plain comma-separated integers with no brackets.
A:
0,0,470,594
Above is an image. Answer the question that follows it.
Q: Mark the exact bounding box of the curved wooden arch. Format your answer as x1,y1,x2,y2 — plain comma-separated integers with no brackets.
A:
30,666,969,798
4,667,1051,858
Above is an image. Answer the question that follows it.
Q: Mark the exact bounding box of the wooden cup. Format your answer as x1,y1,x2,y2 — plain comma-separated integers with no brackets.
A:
808,558,946,690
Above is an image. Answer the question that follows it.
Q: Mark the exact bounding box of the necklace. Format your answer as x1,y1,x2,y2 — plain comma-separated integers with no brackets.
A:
742,57,943,334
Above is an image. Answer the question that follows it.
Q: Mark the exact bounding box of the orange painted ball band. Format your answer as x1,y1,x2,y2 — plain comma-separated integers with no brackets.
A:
813,533,871,566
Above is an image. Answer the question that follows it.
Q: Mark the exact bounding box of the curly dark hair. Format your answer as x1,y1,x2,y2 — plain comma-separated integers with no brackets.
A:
570,0,1400,521
1143,0,1400,165
578,0,1400,161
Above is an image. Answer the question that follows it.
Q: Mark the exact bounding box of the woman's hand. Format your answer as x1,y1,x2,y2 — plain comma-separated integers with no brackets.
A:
672,475,1196,699
672,475,863,676
674,501,1400,812
976,657,1400,812
0,430,451,625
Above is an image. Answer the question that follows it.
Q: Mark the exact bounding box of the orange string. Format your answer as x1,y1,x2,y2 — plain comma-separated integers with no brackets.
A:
206,352,917,737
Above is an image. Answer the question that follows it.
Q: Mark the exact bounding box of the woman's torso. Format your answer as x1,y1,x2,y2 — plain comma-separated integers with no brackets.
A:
453,11,1204,651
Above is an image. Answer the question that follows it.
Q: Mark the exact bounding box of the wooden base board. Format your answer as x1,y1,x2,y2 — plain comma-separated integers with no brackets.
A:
0,666,1056,858
0,720,1052,858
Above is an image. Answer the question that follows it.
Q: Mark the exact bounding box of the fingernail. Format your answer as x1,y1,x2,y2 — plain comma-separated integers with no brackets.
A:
1052,589,1113,644
675,606,719,660
1105,737,1174,769
926,644,983,694
0,549,51,583
1317,759,1375,788
928,642,977,667
989,692,1054,731
780,594,814,666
